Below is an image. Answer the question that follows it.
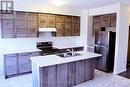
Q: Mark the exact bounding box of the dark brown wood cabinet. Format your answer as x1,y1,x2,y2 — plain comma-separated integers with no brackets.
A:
39,58,95,87
55,15,65,36
100,15,111,27
72,16,80,36
93,13,116,31
64,16,72,36
38,14,56,30
15,12,28,38
27,13,38,37
47,14,56,28
110,14,116,27
38,14,48,28
1,19,15,38
1,11,80,38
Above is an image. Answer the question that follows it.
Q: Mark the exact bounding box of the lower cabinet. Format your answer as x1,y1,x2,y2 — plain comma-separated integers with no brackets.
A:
4,51,41,78
18,53,31,73
4,54,17,76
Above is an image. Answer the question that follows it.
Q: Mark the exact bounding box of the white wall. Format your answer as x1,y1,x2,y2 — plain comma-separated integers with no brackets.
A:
14,0,80,16
114,4,129,74
80,10,89,52
84,3,129,74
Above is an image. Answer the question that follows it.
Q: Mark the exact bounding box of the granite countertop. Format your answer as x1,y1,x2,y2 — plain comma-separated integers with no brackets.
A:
30,51,102,67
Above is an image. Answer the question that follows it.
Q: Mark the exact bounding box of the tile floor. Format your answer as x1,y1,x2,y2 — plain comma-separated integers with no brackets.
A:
0,70,130,87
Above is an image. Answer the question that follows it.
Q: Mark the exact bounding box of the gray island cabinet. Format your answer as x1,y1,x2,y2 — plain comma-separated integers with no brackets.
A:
31,51,101,87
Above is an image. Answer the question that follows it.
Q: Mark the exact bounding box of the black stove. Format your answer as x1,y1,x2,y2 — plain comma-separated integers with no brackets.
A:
37,42,59,55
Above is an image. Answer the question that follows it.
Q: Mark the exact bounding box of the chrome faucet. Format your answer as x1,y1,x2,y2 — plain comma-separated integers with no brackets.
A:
67,48,75,56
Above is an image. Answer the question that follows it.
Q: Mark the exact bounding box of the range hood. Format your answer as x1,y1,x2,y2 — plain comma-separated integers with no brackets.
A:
39,28,57,32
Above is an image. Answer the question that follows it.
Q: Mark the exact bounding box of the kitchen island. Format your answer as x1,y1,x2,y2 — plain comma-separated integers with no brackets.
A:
31,51,101,87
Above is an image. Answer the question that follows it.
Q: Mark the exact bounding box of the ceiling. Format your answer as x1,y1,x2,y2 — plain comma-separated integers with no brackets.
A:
15,0,130,11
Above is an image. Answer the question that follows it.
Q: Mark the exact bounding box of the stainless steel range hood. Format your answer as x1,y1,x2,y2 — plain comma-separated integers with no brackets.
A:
39,28,57,32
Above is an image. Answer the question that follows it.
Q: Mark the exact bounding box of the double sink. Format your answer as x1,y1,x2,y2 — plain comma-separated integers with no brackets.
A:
57,52,82,58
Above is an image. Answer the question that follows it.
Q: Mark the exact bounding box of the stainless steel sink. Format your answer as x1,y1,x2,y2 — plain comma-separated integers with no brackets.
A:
57,52,82,58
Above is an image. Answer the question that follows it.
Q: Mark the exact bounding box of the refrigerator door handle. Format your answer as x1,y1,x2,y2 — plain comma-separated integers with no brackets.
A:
94,44,109,48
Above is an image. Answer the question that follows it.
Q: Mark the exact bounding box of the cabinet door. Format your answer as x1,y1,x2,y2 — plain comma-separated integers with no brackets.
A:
75,60,84,84
100,15,110,27
15,12,28,38
18,53,31,73
27,13,38,37
67,62,76,87
72,16,80,36
93,16,101,30
1,19,15,38
110,14,116,27
4,54,17,76
47,14,55,28
84,59,94,81
64,16,72,36
57,63,68,87
38,14,48,28
55,15,65,37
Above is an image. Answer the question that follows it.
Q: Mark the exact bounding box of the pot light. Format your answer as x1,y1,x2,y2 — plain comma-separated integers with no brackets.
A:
50,0,67,6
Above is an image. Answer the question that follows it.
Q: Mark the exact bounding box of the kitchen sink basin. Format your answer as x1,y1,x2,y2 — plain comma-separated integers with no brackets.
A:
57,52,82,58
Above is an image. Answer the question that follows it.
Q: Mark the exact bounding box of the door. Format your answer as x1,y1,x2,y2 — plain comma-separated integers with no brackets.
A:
95,45,109,72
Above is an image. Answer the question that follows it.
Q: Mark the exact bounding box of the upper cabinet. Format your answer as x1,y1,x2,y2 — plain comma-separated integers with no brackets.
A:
38,14,48,28
53,15,80,37
1,11,80,38
55,15,65,37
93,13,116,31
64,16,72,36
1,19,15,38
72,16,80,36
15,12,28,38
27,13,38,37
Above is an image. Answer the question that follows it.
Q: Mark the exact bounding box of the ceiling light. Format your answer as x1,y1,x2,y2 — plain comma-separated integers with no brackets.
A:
50,0,67,6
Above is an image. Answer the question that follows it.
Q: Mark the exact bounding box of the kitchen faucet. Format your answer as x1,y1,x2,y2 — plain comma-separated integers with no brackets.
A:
67,48,75,56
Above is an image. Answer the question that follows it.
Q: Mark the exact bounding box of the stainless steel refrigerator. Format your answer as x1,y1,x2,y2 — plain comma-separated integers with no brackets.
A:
94,27,116,72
